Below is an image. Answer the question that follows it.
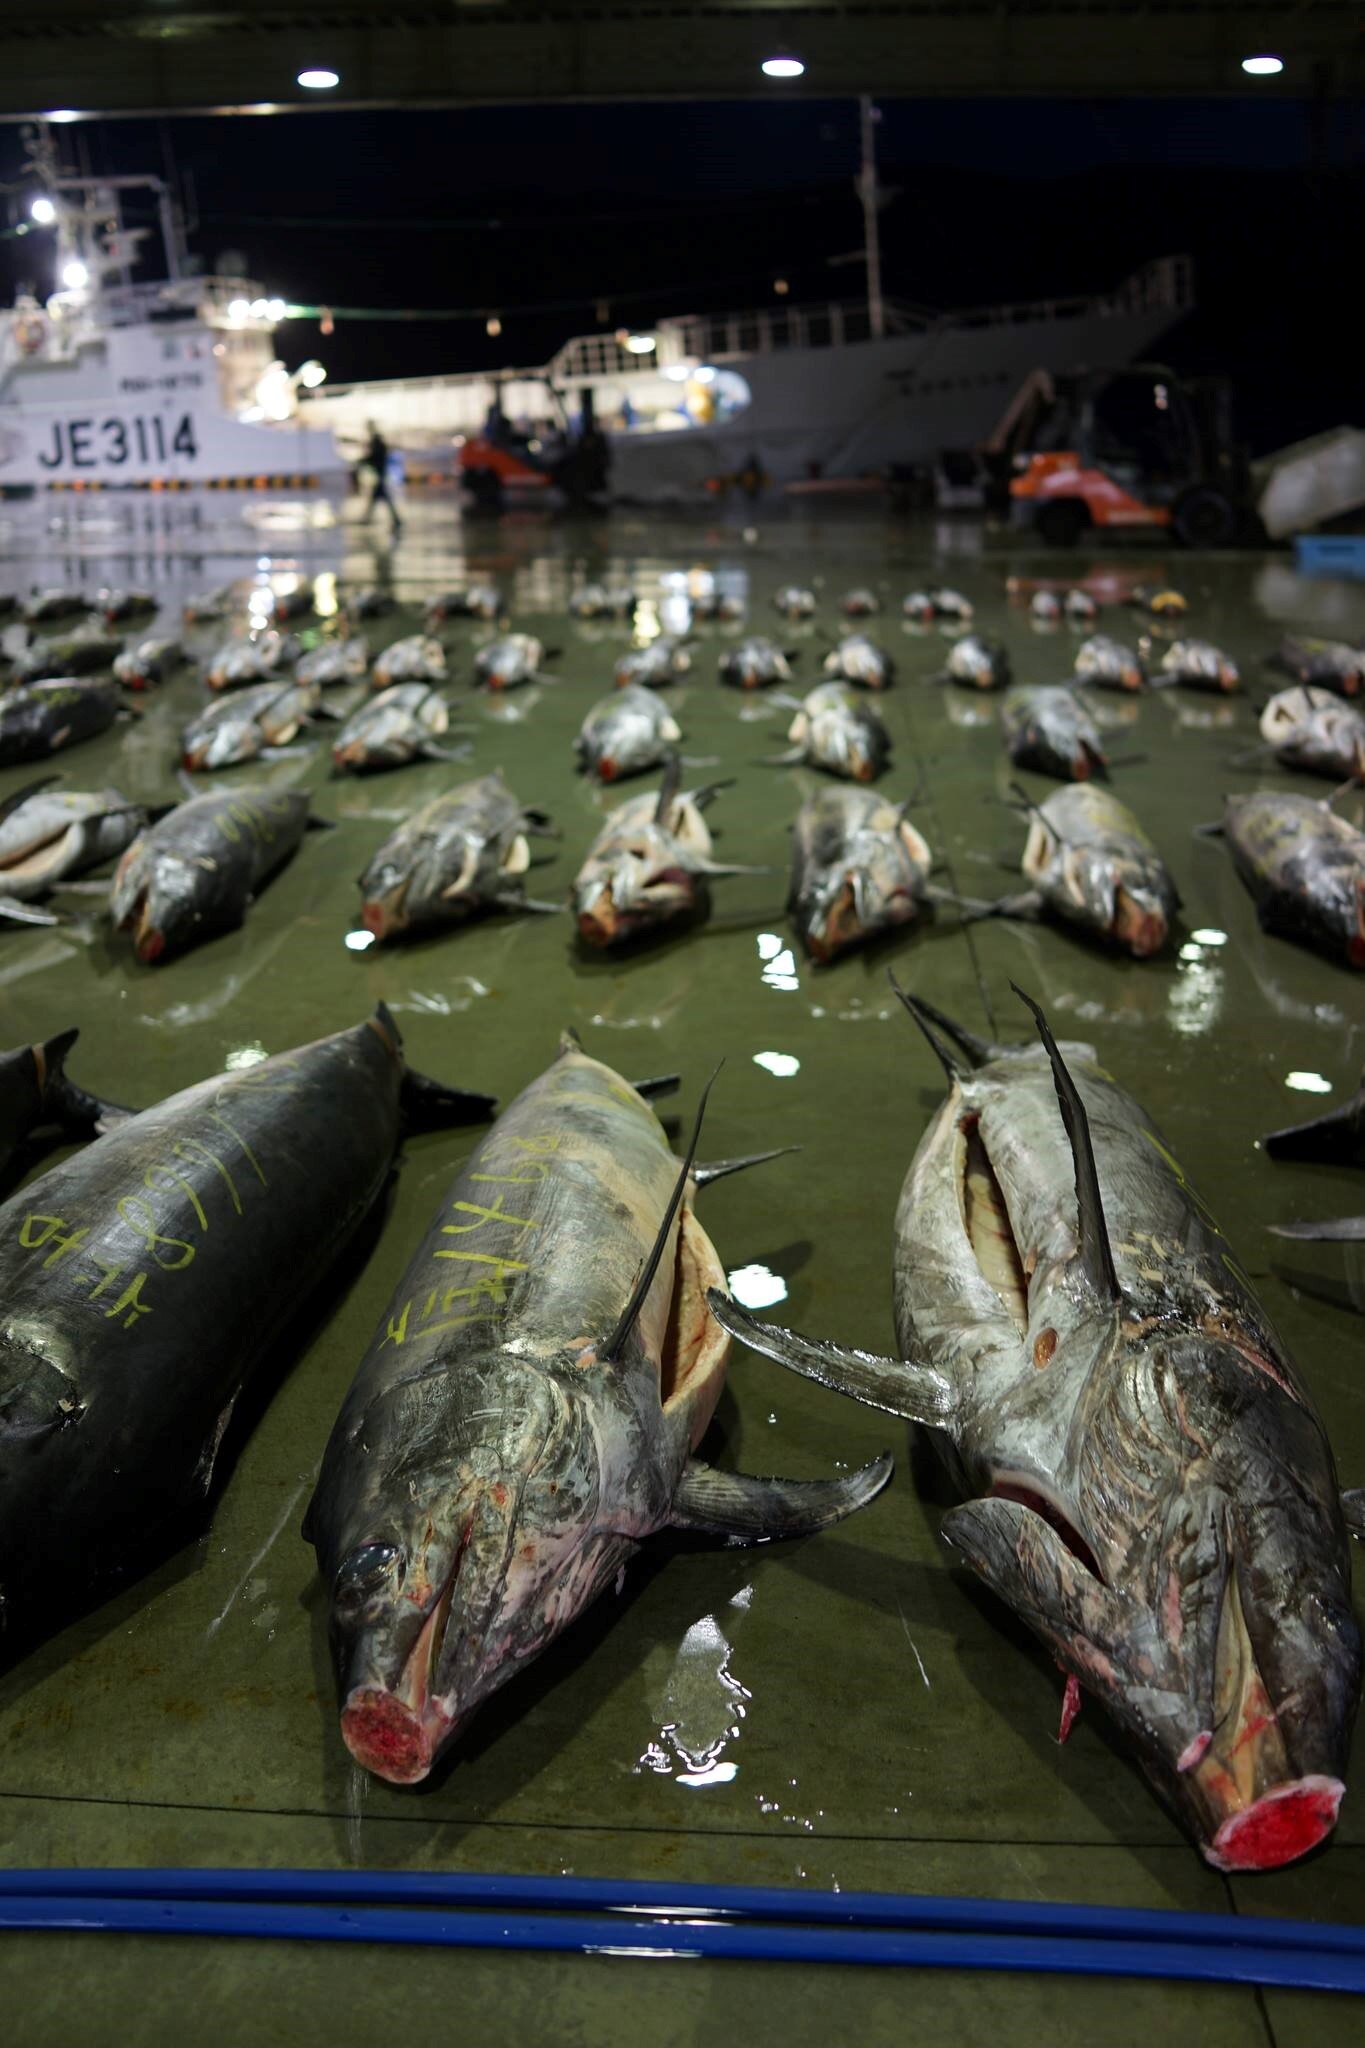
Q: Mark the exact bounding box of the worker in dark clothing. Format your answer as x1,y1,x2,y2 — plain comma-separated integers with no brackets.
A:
364,422,402,534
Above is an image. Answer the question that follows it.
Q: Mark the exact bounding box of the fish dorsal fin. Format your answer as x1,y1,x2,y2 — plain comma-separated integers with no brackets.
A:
1010,982,1120,1304
557,1025,583,1058
601,1064,721,1364
655,751,683,826
886,971,967,1084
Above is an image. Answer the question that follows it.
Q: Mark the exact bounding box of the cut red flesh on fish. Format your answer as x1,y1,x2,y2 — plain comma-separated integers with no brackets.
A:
1207,1775,1345,1871
341,1689,435,1784
1058,1673,1083,1744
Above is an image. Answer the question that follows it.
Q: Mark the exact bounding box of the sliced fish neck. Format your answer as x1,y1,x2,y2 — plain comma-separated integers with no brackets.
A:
790,786,932,960
1023,785,1177,955
1222,791,1365,968
1002,687,1106,781
372,636,446,689
332,684,448,772
0,1010,455,1644
788,685,889,783
574,787,714,948
309,1045,731,1783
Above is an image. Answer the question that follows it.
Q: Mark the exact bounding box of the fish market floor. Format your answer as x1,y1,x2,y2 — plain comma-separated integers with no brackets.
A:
1,494,1363,2046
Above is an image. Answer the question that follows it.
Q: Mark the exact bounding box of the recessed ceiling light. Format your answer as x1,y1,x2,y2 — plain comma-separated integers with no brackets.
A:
761,56,805,80
297,68,340,90
1241,55,1284,76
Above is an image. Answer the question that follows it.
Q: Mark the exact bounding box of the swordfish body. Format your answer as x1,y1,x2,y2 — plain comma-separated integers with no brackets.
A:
709,986,1360,1870
0,1008,494,1646
306,1038,891,1785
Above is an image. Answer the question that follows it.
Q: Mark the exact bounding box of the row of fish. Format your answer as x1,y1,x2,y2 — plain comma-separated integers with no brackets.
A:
1,990,1357,1874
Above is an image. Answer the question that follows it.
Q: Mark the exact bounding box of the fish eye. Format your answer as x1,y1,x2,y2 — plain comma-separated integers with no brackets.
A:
333,1541,404,1613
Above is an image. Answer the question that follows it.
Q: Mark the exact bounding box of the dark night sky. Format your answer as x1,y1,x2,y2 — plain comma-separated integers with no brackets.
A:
3,96,1362,450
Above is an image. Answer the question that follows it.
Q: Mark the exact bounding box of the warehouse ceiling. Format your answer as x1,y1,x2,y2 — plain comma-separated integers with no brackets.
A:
0,1,1358,118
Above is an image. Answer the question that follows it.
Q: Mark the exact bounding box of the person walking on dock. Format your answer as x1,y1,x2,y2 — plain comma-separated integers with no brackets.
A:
364,422,402,536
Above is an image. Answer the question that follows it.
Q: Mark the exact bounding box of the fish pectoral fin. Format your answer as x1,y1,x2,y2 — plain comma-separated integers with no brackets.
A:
668,1452,894,1541
401,1067,498,1131
501,893,565,915
692,1145,800,1187
0,894,62,926
704,1287,955,1425
628,1073,682,1101
502,834,531,876
1268,1215,1365,1242
1342,1488,1365,1536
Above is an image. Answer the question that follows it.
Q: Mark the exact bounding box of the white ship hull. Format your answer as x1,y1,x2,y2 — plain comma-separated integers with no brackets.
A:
0,395,342,490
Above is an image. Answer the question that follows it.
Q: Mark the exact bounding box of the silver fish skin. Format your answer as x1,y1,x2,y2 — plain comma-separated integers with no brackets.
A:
1221,791,1365,968
569,584,636,621
113,636,186,690
1160,639,1240,692
110,787,317,963
1260,687,1365,783
97,588,157,625
1074,635,1146,693
180,679,322,772
1267,637,1364,701
0,1006,492,1643
710,993,1361,1870
474,634,548,691
0,681,121,766
788,785,933,960
1063,588,1098,622
840,588,880,617
372,635,447,690
0,784,144,899
14,630,123,682
942,635,1010,691
203,630,300,692
614,637,691,688
823,634,894,690
331,684,451,773
718,637,792,690
182,585,236,625
782,682,889,783
574,686,681,783
296,638,370,688
0,1026,129,1186
903,590,936,623
425,585,501,624
773,586,816,620
1030,591,1062,623
306,1040,890,1784
358,769,548,940
1001,685,1107,781
1020,784,1178,956
573,777,736,948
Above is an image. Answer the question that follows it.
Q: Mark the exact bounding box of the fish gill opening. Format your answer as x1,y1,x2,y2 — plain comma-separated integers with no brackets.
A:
959,1114,1029,1333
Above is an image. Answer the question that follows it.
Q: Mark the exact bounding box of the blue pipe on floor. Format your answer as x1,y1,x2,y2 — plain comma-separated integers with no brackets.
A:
0,1871,1360,1989
0,1892,1362,1990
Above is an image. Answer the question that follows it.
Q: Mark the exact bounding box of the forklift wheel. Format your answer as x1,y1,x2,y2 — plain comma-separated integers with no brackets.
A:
1037,500,1088,547
1172,487,1237,548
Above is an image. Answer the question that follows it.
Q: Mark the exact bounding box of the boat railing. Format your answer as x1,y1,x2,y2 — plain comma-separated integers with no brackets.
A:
658,256,1194,362
92,274,276,329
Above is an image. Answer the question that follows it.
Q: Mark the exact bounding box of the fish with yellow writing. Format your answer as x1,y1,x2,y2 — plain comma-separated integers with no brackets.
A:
110,787,327,963
0,1006,492,1649
306,1038,891,1784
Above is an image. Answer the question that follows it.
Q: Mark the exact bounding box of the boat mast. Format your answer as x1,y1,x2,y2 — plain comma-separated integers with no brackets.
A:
857,95,885,340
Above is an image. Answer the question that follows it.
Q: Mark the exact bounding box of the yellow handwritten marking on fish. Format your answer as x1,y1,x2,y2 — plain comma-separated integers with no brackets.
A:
384,1300,412,1347
174,1135,242,1216
432,1249,529,1271
83,1254,127,1301
205,1107,268,1186
141,1161,208,1233
381,1297,495,1348
508,1133,561,1155
1221,1250,1254,1294
469,1163,551,1185
443,1196,539,1235
116,1193,195,1272
19,1214,90,1268
105,1270,152,1329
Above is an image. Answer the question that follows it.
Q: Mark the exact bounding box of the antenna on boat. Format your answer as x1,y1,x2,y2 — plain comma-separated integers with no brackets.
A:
857,95,885,341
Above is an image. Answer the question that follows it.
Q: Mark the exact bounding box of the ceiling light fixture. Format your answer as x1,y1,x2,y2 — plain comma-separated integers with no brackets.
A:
297,68,340,90
1241,54,1284,76
45,109,81,124
761,56,805,79
29,196,56,225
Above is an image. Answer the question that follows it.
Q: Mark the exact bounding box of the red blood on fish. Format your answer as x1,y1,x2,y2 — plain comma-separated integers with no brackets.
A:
341,1690,433,1785
137,928,165,963
1208,1776,1345,1871
598,758,618,782
361,902,387,937
1058,1673,1082,1744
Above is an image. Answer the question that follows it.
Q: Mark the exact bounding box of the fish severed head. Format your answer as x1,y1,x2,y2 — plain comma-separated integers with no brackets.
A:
109,839,202,963
574,835,702,948
797,825,929,962
943,1335,1359,1871
317,1366,609,1787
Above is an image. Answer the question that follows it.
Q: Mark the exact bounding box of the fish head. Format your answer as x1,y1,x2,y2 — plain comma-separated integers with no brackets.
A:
798,817,929,960
110,838,201,963
944,1323,1359,1871
324,1362,609,1784
574,825,700,947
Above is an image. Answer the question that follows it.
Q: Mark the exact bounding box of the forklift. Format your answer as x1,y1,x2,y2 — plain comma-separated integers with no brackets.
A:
998,364,1257,547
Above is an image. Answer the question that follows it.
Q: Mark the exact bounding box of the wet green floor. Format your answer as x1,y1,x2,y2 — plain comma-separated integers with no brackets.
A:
1,496,1362,2043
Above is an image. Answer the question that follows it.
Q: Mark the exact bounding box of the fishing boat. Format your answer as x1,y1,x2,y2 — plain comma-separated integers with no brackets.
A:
0,137,341,493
